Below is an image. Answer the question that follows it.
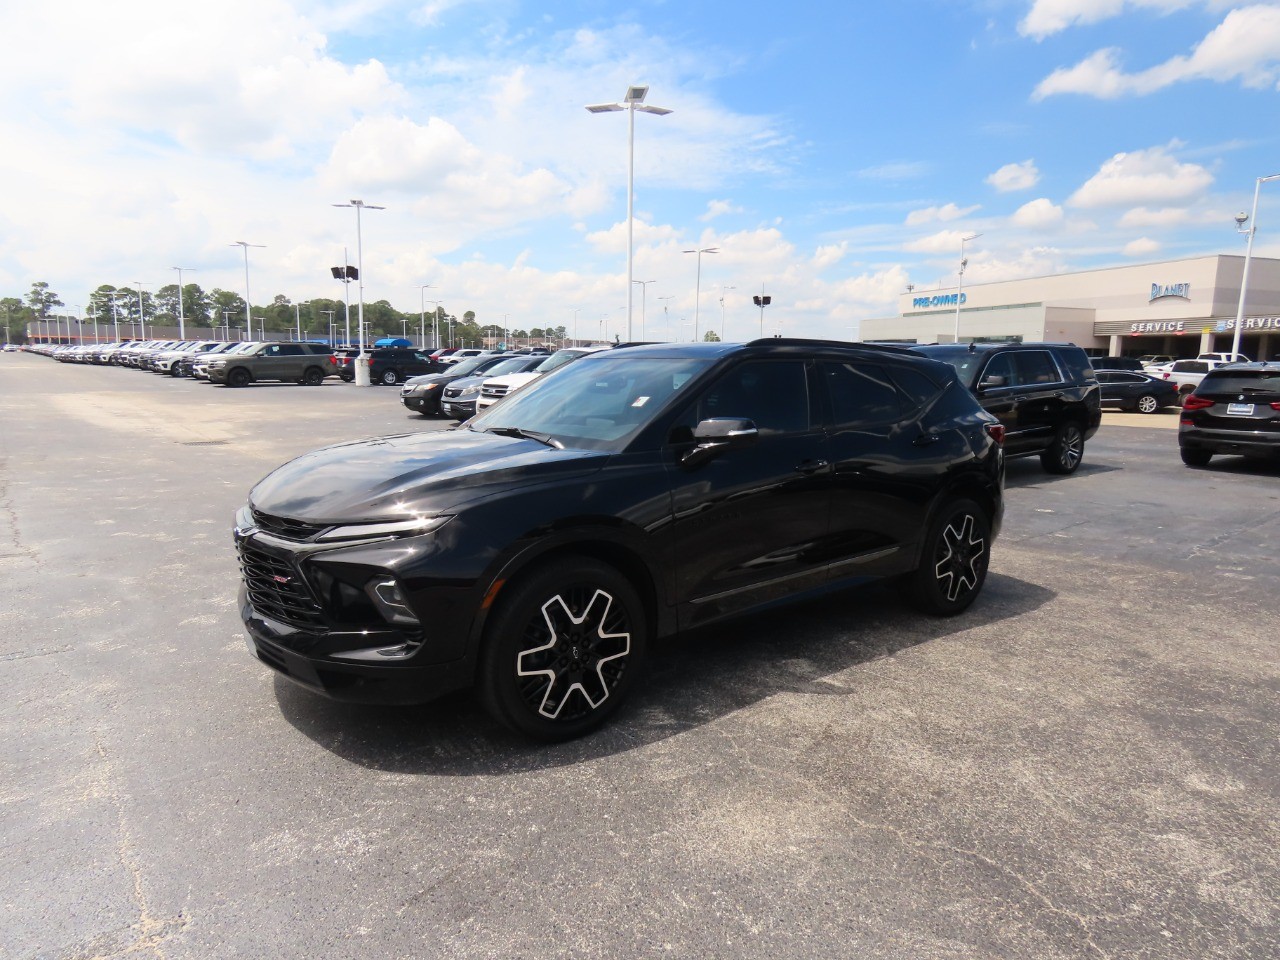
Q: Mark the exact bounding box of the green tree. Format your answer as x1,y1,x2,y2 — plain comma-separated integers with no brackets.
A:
2,296,33,343
703,330,722,342
27,281,63,318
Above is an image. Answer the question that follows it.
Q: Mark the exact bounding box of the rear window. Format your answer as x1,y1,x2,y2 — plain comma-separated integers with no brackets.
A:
1199,370,1280,395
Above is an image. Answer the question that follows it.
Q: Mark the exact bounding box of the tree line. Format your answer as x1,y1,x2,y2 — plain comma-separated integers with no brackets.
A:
3,281,570,347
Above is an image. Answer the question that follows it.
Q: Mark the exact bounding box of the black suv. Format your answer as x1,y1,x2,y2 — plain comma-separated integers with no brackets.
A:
235,339,1005,739
399,353,523,417
910,342,1100,474
335,348,441,385
1179,362,1280,466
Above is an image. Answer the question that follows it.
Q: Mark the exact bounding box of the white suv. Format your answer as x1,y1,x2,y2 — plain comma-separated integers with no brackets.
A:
1159,358,1237,401
474,345,612,412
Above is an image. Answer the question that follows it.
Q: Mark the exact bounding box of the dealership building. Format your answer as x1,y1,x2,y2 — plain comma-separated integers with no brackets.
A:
860,254,1280,360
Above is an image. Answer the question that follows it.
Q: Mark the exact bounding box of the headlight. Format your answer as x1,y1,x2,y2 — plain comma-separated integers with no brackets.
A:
316,515,452,542
210,359,227,367
459,384,481,397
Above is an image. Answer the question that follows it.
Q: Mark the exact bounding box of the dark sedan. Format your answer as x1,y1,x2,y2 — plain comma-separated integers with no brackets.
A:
439,354,550,420
399,353,522,416
1095,370,1180,414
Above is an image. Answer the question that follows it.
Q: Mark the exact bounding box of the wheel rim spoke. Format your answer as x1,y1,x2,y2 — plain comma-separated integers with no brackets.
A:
934,514,986,603
516,588,631,720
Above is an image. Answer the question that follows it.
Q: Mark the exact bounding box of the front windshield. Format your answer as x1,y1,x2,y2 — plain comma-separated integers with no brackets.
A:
469,355,712,452
450,355,499,376
537,349,590,374
911,346,984,385
480,357,534,377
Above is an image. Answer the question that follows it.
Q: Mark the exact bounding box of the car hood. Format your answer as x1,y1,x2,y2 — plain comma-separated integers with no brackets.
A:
249,428,607,521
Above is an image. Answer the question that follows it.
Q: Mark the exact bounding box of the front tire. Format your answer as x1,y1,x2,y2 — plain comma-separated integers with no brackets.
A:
227,368,251,388
1180,446,1212,467
380,369,399,385
1135,394,1159,414
478,558,647,741
905,499,991,616
1041,422,1084,474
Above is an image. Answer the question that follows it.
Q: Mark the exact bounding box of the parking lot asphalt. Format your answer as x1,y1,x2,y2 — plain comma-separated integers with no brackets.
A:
2,352,1277,960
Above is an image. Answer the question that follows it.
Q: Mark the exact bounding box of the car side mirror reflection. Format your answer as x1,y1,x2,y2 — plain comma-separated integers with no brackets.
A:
681,418,758,468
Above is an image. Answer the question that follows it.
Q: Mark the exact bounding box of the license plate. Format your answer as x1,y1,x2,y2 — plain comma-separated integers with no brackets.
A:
1226,403,1254,416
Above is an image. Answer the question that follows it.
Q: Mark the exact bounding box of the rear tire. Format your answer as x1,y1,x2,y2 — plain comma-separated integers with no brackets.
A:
302,367,325,386
1135,394,1159,414
1040,422,1084,474
904,499,991,616
478,558,647,741
1180,447,1212,467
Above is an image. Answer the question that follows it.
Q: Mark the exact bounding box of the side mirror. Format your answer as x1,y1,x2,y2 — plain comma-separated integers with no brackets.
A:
682,418,758,467
978,374,1007,389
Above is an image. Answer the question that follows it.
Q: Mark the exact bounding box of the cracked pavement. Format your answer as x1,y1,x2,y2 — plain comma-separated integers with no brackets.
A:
0,353,1277,959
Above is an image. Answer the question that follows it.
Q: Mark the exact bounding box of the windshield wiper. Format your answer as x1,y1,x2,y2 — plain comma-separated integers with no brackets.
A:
483,426,564,449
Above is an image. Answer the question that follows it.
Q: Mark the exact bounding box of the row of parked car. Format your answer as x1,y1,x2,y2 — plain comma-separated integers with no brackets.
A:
27,338,555,387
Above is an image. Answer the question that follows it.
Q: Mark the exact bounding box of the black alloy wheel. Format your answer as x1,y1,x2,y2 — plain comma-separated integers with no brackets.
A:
1180,446,1212,467
1040,422,1084,474
904,498,990,616
478,558,647,740
1135,394,1159,414
380,368,399,385
227,368,251,388
302,367,325,386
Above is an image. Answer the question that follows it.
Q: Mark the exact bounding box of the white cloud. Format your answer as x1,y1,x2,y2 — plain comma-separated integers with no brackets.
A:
700,200,745,222
905,203,981,225
1118,206,1191,227
812,243,848,270
1123,237,1163,256
857,161,931,181
1011,198,1065,228
1019,0,1195,41
903,230,975,255
986,160,1040,193
1068,144,1213,208
1033,6,1280,99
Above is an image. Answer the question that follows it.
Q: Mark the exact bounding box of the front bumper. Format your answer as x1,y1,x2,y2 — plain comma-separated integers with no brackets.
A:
442,398,477,419
401,392,441,413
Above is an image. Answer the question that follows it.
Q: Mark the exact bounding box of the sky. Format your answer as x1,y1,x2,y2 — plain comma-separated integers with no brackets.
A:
2,0,1278,342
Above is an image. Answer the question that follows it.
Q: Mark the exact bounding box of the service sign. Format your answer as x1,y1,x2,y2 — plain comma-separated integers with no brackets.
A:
1214,316,1280,333
1130,321,1186,334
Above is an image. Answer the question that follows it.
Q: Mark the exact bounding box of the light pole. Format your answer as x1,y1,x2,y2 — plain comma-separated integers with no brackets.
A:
110,293,123,342
295,302,302,341
133,283,148,339
171,266,195,339
683,247,718,342
254,316,266,341
632,280,655,340
230,241,264,341
753,290,772,338
320,310,336,347
586,85,673,342
719,284,735,341
1231,173,1280,359
419,285,436,349
656,296,675,341
333,199,385,386
954,233,982,344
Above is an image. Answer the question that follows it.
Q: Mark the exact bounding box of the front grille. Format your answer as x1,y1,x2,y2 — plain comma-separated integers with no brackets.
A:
238,539,327,632
251,509,329,542
483,384,509,398
443,386,464,399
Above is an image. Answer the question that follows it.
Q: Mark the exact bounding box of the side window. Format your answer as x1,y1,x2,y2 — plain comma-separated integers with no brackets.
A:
264,344,281,357
978,353,1016,387
1014,350,1063,385
277,344,305,356
886,365,942,411
822,361,903,426
692,360,811,434
1094,372,1117,383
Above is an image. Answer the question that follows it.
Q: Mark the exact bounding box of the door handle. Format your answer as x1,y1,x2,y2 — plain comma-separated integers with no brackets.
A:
795,459,830,475
1014,395,1029,402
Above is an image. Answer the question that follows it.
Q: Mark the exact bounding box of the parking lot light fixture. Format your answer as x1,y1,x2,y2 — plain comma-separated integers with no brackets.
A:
1231,173,1280,359
419,285,437,349
333,200,385,384
586,85,673,341
230,242,264,340
171,266,196,339
682,247,718,342
133,282,148,339
954,233,982,344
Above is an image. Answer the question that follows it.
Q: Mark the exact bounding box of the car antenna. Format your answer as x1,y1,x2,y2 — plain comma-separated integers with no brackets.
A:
967,341,976,353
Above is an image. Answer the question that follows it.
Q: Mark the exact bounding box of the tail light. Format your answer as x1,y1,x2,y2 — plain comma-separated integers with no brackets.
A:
1271,402,1280,411
1182,395,1214,411
984,423,1006,445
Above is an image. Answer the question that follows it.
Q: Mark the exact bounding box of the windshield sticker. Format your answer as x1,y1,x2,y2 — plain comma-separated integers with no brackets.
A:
632,396,650,407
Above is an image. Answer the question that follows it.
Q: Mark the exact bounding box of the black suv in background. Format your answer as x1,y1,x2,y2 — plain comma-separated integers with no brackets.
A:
399,353,524,416
334,348,440,385
236,339,1005,740
1179,362,1280,466
911,342,1100,474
